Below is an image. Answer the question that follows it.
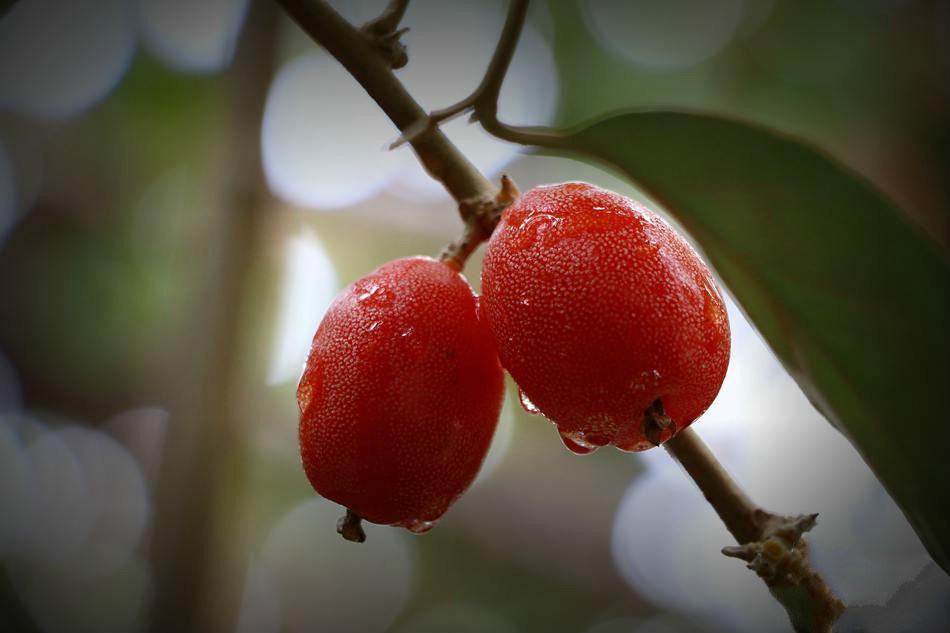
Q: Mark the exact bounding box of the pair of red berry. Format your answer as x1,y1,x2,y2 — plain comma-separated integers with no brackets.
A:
298,182,731,540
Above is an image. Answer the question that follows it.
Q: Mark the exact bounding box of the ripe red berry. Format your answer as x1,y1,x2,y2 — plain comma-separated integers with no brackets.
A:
481,182,730,453
298,256,504,539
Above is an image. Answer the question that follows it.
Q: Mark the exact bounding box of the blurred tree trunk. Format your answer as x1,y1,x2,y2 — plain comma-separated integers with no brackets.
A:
148,2,279,632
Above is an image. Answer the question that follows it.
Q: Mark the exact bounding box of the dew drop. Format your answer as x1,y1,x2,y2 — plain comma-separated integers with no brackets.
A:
366,321,382,332
357,282,394,307
518,389,541,415
399,327,414,337
357,282,380,301
558,429,597,455
517,213,560,244
403,518,436,534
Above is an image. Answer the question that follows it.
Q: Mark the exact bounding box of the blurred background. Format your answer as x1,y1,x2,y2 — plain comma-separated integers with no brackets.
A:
1,0,949,632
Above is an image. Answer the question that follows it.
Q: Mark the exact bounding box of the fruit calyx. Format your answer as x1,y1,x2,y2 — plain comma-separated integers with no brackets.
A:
337,509,367,543
644,399,677,447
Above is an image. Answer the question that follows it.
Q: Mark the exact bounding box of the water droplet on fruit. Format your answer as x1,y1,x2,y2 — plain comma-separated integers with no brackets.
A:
403,518,437,534
558,429,597,455
517,213,561,245
519,297,530,306
366,321,382,332
518,389,541,415
399,327,414,337
357,283,379,301
357,282,393,307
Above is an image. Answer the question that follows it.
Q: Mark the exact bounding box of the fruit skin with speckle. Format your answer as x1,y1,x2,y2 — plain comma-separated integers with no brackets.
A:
298,256,504,533
481,182,730,453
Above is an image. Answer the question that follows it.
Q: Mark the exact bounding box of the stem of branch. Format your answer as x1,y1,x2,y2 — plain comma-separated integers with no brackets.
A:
275,0,496,220
665,428,846,633
664,428,760,543
359,0,412,69
389,0,566,151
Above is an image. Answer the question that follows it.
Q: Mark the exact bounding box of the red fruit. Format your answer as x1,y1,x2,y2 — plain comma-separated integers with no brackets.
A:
481,182,730,453
298,256,504,538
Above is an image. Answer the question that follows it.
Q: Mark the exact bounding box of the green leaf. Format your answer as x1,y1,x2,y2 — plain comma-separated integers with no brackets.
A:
545,112,950,574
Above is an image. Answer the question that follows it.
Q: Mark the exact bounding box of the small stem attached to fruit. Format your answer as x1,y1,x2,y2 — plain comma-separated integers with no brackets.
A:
337,509,367,543
440,174,519,269
643,399,675,447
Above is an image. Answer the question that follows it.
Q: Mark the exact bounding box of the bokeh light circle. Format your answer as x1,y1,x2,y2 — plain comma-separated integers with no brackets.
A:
268,230,338,385
582,0,744,71
57,426,150,577
19,425,96,566
103,406,170,488
259,498,414,633
471,392,516,486
136,0,250,73
0,0,136,120
236,558,282,633
262,53,409,210
392,0,558,199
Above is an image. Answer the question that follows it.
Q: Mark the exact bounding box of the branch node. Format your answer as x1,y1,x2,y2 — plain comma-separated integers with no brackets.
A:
440,174,520,270
360,0,411,69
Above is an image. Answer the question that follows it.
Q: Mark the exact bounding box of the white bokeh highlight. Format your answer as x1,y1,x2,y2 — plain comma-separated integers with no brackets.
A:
262,1,558,208
472,392,516,485
262,53,410,209
268,230,338,385
0,0,136,120
236,558,282,633
583,0,745,71
256,497,414,633
103,406,170,488
56,426,150,577
136,0,250,73
0,415,153,633
392,0,559,199
611,298,936,632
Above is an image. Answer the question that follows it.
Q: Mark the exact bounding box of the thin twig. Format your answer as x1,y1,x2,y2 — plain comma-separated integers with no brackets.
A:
389,0,565,150
275,0,496,218
390,0,534,149
666,428,846,633
360,0,410,36
360,0,412,69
